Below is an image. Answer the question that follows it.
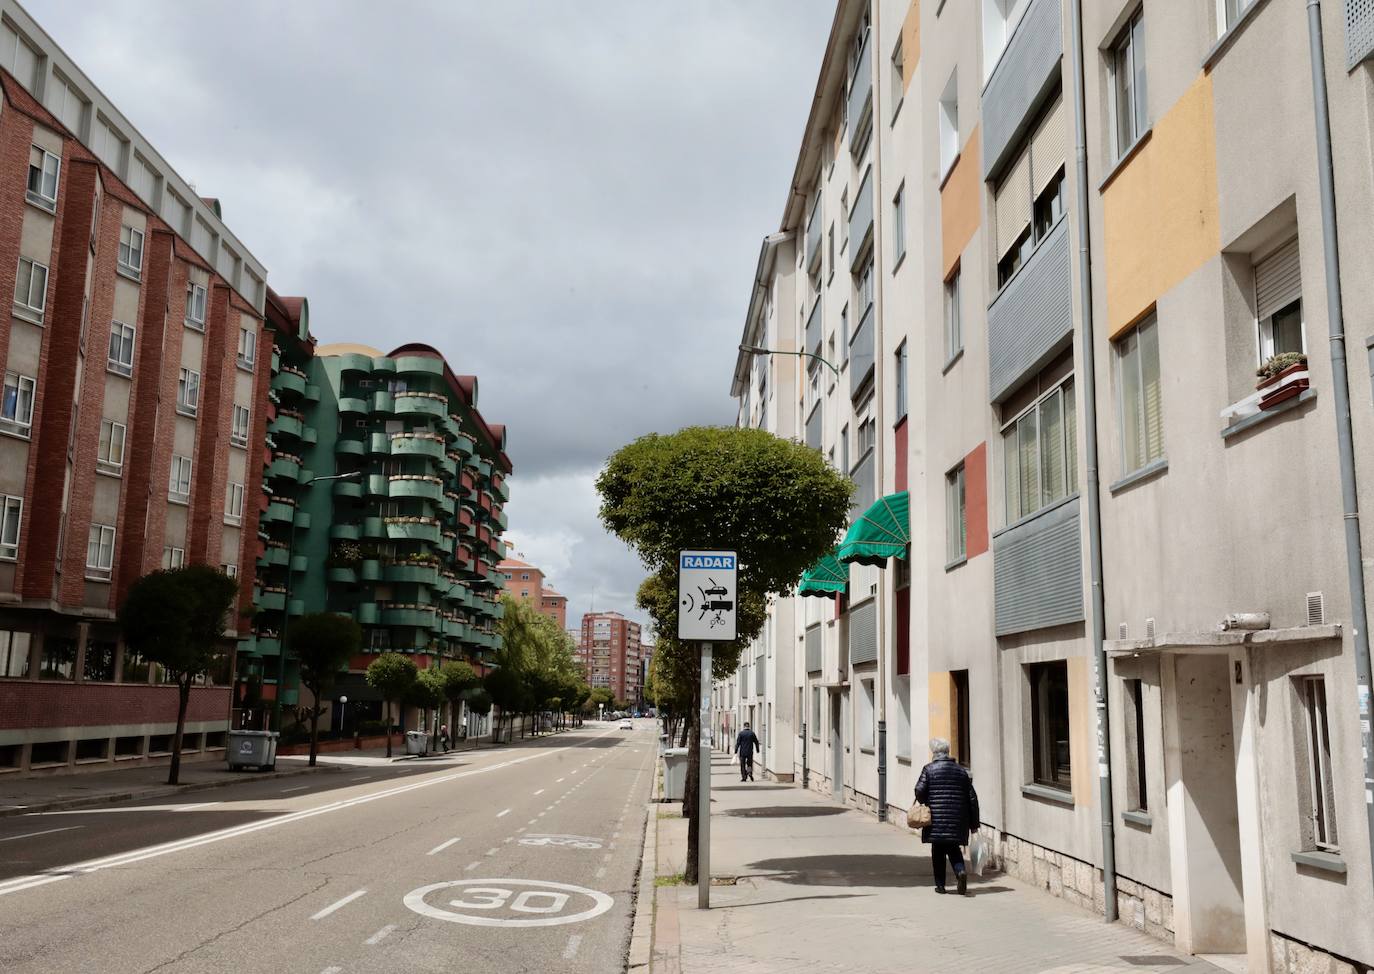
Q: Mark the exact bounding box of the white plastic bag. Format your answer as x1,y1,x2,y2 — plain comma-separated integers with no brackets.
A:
729,751,738,765
967,832,989,877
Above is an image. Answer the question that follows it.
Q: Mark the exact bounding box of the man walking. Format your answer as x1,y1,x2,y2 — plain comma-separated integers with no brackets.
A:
734,722,761,782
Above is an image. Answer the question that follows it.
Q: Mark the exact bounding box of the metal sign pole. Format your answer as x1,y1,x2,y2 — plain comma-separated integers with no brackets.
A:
698,640,713,910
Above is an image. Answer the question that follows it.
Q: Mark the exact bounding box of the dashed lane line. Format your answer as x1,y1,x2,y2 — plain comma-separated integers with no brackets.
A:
279,785,310,794
0,826,82,842
563,934,583,959
496,808,511,818
310,889,367,920
365,924,396,945
426,837,461,856
464,861,481,872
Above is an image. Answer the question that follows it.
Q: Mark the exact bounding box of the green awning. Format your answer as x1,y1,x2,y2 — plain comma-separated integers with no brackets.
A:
837,492,910,567
797,552,847,597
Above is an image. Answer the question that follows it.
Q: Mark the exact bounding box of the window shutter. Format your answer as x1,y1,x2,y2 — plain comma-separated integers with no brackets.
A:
993,148,1032,261
1031,96,1068,196
1255,237,1302,321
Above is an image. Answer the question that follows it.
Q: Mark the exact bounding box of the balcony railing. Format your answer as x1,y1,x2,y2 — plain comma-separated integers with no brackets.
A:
805,297,822,357
992,494,1084,636
849,302,875,398
981,0,1063,180
806,199,823,275
848,167,874,271
846,30,872,153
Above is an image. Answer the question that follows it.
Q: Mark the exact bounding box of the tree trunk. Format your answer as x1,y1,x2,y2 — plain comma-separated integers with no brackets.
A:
678,716,690,747
683,703,700,884
168,678,191,785
385,700,393,758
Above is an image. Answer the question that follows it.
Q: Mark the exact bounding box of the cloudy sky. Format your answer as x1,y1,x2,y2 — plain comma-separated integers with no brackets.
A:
28,0,833,631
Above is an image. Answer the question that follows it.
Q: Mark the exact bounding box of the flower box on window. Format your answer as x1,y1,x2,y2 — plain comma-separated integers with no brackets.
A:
1255,353,1309,411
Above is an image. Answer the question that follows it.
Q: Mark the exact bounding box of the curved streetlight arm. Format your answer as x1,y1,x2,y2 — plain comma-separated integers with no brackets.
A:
739,344,840,379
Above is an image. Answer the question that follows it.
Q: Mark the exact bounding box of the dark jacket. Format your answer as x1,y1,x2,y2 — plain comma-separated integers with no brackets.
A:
734,729,760,757
913,757,980,844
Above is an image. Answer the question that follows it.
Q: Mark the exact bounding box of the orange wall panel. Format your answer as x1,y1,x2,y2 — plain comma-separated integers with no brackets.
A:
965,441,988,558
940,127,981,277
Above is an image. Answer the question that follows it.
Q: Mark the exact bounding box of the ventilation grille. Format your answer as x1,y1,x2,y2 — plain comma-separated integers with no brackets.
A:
1346,0,1374,70
1118,622,1128,640
1145,618,1155,640
1307,592,1325,627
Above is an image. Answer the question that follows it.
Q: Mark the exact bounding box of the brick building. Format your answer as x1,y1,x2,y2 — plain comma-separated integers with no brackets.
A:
578,611,643,704
0,3,269,774
496,556,567,629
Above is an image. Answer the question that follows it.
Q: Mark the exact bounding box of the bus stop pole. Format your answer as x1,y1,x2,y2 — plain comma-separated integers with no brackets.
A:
698,640,712,909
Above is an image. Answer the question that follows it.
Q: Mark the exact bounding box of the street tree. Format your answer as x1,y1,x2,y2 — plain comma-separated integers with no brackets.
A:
291,612,362,767
439,660,478,744
365,652,418,757
119,565,239,785
464,687,492,745
409,668,447,752
598,425,851,883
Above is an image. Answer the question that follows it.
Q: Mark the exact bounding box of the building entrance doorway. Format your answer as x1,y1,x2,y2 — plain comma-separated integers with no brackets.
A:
830,691,845,803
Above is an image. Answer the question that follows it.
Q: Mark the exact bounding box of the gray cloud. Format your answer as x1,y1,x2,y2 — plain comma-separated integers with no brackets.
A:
28,0,832,626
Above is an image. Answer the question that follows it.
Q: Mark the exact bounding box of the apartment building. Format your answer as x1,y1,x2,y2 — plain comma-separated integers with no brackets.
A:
238,336,511,735
0,3,270,774
496,556,568,628
717,1,1374,970
578,611,644,703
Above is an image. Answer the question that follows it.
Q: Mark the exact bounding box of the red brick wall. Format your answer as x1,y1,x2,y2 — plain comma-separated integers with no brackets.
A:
0,680,231,729
237,320,271,622
187,283,230,565
894,417,908,493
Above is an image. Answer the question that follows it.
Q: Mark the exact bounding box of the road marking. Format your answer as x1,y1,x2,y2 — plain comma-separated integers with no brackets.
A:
533,789,545,796
349,775,373,782
465,861,481,872
427,837,461,856
0,826,81,843
0,730,621,900
527,819,537,825
594,866,606,878
280,785,309,794
486,847,499,856
556,777,565,783
503,837,513,844
404,879,614,928
321,967,343,974
563,933,583,959
602,852,613,861
310,889,367,920
364,924,396,945
515,827,526,833
496,808,511,818
173,801,223,812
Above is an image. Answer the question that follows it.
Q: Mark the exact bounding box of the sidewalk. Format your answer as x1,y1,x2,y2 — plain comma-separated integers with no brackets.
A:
644,753,1224,974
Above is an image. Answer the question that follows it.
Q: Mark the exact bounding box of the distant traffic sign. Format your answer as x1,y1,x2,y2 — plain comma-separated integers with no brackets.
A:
677,549,737,642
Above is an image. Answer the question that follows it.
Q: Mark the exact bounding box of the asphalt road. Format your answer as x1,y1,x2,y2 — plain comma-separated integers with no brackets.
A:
0,722,656,974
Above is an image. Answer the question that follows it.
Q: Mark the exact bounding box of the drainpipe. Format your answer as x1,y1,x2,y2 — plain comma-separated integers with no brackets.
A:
1068,0,1118,921
869,3,888,826
1306,0,1374,889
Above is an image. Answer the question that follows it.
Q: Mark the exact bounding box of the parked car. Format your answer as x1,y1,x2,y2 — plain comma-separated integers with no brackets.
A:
619,718,633,730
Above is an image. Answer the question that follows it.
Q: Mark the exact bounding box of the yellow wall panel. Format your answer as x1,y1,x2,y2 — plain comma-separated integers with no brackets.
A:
1067,655,1096,808
902,0,921,90
941,127,981,276
928,670,953,746
1103,73,1219,338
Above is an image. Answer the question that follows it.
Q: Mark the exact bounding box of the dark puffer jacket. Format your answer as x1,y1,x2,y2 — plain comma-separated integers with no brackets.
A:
913,757,980,844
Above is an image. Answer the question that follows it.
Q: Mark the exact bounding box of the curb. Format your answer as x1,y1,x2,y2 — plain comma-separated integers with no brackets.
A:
0,762,340,818
626,765,661,973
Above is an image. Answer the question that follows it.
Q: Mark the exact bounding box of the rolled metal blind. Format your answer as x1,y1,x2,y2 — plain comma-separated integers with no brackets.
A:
1031,95,1067,195
805,624,822,673
1255,237,1301,321
994,148,1032,261
849,598,877,665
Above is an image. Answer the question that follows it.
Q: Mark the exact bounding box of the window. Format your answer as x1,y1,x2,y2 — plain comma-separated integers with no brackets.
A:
839,304,849,365
983,0,1030,75
162,545,185,570
84,640,116,683
97,419,126,472
117,225,144,276
894,341,908,420
1255,238,1303,362
840,425,849,473
1123,678,1149,812
231,404,250,447
855,415,875,465
1299,676,1338,850
855,258,874,316
994,96,1067,288
947,463,967,562
176,368,200,416
894,678,912,759
827,225,835,278
891,183,906,265
811,686,821,741
944,269,962,362
237,326,256,369
1,371,36,434
38,639,76,681
1219,0,1258,33
86,523,116,579
0,495,21,559
26,145,59,210
1115,314,1163,475
0,630,30,678
185,282,207,328
840,189,850,251
108,321,135,376
1002,368,1077,523
1029,660,1071,791
14,256,48,321
890,40,904,119
859,678,875,750
225,482,245,524
952,669,971,768
169,455,192,501
938,71,959,177
1111,9,1147,156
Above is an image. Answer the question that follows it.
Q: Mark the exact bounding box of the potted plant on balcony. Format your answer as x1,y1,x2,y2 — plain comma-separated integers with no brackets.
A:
1255,351,1309,410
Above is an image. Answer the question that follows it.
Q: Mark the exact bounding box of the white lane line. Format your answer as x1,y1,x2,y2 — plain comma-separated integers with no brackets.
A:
173,801,223,812
527,819,537,825
426,837,461,856
349,775,373,782
310,889,367,920
515,827,526,833
563,933,583,959
496,808,511,818
602,852,613,861
464,861,481,871
0,730,620,899
321,967,343,974
594,866,606,878
365,924,396,945
0,826,82,843
533,788,545,796
279,785,309,794
503,837,513,844
485,847,499,856
556,777,565,783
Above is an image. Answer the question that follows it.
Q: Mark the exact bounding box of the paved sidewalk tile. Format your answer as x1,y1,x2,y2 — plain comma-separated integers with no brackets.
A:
651,754,1226,974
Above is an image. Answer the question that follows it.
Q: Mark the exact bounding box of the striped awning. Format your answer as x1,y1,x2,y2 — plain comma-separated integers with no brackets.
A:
837,492,910,567
797,552,847,597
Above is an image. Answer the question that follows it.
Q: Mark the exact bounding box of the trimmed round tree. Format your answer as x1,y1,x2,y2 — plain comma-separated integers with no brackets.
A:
439,660,478,746
292,613,362,767
365,652,418,758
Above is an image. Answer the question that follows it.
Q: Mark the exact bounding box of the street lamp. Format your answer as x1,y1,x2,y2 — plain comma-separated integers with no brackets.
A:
271,470,362,733
338,695,348,738
738,343,840,379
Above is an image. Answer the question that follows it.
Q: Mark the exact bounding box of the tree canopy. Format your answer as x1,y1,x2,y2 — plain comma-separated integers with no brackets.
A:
365,652,418,757
291,612,361,766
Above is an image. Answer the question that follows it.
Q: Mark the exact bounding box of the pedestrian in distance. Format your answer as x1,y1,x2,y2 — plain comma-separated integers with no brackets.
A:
913,737,980,896
439,723,450,753
734,722,761,782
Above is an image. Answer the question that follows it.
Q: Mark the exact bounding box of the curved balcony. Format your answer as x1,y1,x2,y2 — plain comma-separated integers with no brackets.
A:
335,438,365,459
257,546,288,567
269,414,303,440
390,433,445,461
304,383,321,403
474,459,492,479
289,553,308,574
333,480,363,501
262,501,296,525
381,605,437,628
428,613,446,634
335,352,373,374
287,599,305,617
360,559,383,582
354,602,379,626
392,355,444,378
489,600,505,620
301,426,317,445
394,392,447,419
494,509,508,530
371,390,394,414
389,476,443,503
365,474,388,498
329,522,360,541
259,590,287,611
444,619,468,640
370,356,395,374
493,477,510,502
384,563,440,586
451,431,476,458
385,517,441,544
368,432,391,456
293,511,311,530
327,566,358,585
338,397,367,416
253,636,281,657
272,369,307,399
459,471,475,492
361,516,387,539
268,456,301,481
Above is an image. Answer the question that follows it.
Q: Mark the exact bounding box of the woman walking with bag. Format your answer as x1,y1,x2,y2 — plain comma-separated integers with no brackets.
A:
912,737,980,895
